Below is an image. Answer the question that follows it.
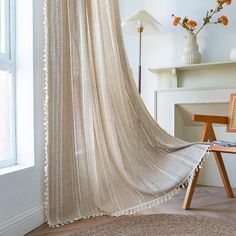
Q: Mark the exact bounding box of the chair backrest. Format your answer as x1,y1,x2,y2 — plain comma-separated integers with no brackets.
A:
227,93,236,132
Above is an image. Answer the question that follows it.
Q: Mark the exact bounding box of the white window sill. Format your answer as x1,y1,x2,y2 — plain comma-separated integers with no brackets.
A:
0,164,33,177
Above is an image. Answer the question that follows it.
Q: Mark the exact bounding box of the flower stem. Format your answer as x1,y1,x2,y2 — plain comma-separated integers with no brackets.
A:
195,2,222,35
195,23,206,36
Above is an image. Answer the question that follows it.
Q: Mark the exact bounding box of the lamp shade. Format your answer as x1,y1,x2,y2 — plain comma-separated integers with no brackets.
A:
121,10,162,35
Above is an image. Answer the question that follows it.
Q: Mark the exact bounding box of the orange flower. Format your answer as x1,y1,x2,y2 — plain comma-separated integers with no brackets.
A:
218,15,228,25
172,0,230,35
173,16,181,26
224,0,232,4
187,20,197,28
218,0,231,4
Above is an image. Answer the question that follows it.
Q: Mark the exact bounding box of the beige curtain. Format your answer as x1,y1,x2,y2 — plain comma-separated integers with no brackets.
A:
44,0,209,226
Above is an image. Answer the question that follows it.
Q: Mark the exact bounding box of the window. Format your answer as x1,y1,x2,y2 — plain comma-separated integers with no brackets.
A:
0,0,15,168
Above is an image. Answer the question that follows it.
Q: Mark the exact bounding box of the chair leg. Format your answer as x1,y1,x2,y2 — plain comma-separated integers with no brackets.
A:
182,121,234,210
213,152,234,198
182,169,200,210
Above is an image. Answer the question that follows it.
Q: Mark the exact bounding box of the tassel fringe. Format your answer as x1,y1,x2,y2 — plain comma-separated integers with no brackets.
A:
43,0,49,224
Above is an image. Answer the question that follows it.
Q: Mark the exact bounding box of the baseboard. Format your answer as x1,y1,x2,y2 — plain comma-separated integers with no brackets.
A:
0,204,45,236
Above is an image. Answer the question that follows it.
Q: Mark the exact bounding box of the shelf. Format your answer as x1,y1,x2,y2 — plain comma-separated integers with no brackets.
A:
149,60,236,90
149,60,236,73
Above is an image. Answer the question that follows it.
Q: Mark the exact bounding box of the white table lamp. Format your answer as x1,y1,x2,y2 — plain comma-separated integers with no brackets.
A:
122,10,162,94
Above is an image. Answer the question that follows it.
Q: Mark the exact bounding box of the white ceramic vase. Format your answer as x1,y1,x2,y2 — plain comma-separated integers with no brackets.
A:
181,34,201,64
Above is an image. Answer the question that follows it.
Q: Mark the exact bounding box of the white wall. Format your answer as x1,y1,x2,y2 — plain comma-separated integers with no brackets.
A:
119,0,236,115
0,0,45,235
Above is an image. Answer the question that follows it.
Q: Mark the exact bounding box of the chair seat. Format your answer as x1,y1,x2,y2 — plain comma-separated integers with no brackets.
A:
210,145,236,154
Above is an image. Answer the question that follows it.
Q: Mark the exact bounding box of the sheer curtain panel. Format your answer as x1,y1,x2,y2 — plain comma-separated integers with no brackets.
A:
44,0,209,226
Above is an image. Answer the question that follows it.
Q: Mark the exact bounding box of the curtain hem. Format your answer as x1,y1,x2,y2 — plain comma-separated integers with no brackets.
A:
46,146,210,227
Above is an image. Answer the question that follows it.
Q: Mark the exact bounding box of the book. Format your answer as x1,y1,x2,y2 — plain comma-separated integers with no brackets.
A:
212,140,236,147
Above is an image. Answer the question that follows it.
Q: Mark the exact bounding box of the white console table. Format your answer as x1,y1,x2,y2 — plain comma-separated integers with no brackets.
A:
148,61,236,188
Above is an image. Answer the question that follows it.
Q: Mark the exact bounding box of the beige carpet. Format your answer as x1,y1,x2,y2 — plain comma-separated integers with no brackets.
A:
70,214,236,236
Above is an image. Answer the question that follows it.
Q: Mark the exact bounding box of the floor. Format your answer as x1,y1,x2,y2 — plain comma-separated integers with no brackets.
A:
27,185,236,236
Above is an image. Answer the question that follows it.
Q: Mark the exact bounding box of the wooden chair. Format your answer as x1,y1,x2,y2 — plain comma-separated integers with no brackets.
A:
183,94,236,210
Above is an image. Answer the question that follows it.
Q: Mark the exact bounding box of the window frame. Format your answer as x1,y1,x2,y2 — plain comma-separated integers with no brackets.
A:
0,0,16,168
0,0,10,68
